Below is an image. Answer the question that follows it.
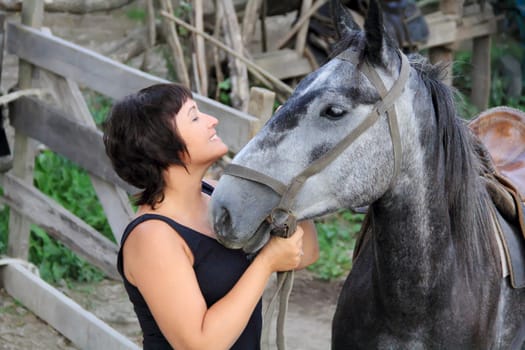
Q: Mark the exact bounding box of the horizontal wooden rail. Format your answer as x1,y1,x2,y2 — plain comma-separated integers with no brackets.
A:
420,6,499,50
0,262,138,350
10,96,136,194
6,21,259,153
0,173,120,280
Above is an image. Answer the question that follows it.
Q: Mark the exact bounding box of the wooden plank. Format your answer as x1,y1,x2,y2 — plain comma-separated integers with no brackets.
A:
295,0,312,54
0,12,13,173
253,49,312,80
0,262,139,349
10,96,136,194
440,0,464,15
428,45,454,85
0,12,5,86
37,68,134,244
470,35,491,111
456,19,498,42
419,20,456,50
6,22,258,153
418,7,498,50
7,0,43,260
0,173,120,280
248,86,275,136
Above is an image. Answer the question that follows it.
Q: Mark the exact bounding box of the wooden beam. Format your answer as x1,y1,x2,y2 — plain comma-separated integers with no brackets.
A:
6,22,258,153
253,49,312,80
0,262,139,349
37,68,134,244
248,86,275,137
9,96,136,194
470,35,491,112
0,12,5,86
7,0,43,260
295,0,313,55
0,173,120,280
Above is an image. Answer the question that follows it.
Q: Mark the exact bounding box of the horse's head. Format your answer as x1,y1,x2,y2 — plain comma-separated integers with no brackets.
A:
211,0,417,252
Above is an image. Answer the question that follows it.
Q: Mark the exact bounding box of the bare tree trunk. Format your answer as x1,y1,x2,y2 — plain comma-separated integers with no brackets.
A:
242,0,263,46
159,0,190,87
0,0,135,13
219,0,250,111
140,0,156,70
194,0,208,96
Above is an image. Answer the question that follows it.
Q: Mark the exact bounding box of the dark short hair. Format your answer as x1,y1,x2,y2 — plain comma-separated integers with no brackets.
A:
103,83,193,207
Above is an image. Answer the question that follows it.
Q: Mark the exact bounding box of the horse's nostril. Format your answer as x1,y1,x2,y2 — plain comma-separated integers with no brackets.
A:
215,206,232,236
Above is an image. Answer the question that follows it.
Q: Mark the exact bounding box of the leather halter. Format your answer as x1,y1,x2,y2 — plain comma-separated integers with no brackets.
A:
222,51,410,350
224,50,410,231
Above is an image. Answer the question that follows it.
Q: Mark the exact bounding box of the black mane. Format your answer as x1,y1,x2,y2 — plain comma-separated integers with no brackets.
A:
411,55,499,280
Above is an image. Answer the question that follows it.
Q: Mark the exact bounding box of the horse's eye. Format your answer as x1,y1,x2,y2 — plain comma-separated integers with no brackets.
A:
322,106,346,120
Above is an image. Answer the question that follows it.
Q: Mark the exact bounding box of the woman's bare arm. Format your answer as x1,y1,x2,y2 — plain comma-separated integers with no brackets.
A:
124,220,304,350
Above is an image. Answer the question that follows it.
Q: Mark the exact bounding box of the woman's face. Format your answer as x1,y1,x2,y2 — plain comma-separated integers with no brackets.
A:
175,98,228,166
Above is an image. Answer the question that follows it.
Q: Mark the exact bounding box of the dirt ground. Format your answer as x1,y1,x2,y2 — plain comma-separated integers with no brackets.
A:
0,269,343,350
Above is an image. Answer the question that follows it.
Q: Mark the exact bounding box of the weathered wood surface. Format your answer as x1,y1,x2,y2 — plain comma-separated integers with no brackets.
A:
6,0,43,260
422,7,498,50
0,12,5,85
253,49,312,80
37,68,134,244
0,262,138,349
470,35,491,111
248,86,275,136
10,96,136,194
220,0,250,111
6,22,258,153
295,0,313,55
0,173,120,279
159,0,189,87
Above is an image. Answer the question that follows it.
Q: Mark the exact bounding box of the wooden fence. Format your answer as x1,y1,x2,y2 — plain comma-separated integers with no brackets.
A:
0,3,275,349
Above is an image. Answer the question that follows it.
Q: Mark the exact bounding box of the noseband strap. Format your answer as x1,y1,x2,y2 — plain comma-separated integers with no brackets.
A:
225,51,410,214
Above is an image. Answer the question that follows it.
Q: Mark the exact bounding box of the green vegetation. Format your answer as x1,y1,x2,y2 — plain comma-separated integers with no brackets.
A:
125,7,146,23
308,211,363,280
453,37,525,118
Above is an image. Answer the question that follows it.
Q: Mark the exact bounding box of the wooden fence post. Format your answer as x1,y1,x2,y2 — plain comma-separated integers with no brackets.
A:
428,0,464,86
0,11,13,173
6,0,44,259
248,86,275,137
470,34,491,112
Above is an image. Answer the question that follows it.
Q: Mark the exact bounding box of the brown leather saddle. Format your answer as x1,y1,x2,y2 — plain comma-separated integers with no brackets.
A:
469,106,525,201
469,106,525,288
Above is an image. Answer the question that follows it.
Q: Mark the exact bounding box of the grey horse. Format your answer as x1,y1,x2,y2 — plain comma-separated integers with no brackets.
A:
210,0,525,348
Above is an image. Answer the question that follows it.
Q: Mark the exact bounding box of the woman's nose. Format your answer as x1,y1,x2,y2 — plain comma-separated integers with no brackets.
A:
208,114,219,127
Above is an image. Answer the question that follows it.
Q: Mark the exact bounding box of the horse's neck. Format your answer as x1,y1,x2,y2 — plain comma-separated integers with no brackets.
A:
367,179,458,302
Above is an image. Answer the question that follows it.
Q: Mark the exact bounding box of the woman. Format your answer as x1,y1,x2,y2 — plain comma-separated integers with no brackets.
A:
103,83,319,349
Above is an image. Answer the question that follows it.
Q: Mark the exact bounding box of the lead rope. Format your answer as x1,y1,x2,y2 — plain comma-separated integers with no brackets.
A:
261,209,297,350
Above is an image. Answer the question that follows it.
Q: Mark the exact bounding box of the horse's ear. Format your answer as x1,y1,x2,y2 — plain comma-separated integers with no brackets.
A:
330,0,360,39
363,0,389,66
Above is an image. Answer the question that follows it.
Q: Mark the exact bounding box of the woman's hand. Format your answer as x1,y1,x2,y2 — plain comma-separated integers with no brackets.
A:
257,226,304,272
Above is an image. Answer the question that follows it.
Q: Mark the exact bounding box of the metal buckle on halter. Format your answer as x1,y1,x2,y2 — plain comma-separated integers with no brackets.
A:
267,207,297,238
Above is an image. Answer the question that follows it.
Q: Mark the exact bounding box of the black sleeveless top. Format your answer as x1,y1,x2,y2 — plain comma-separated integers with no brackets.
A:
117,182,262,349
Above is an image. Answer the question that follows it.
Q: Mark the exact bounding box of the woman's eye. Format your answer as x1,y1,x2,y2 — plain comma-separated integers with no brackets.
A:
322,106,346,120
